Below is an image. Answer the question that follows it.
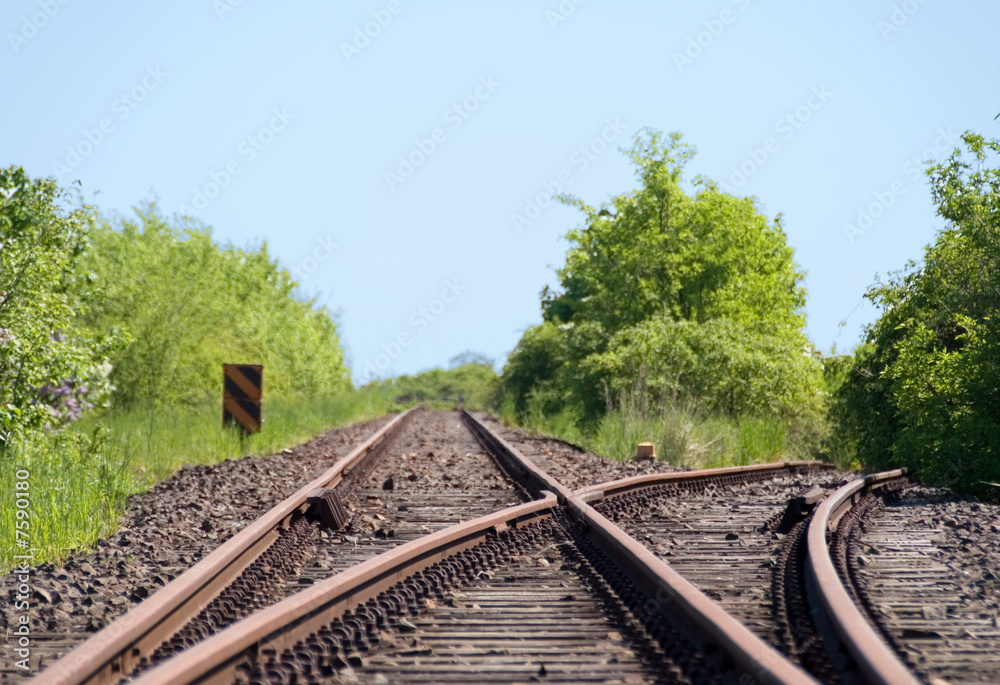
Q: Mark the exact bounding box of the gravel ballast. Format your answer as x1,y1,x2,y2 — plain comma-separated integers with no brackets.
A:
1,415,392,681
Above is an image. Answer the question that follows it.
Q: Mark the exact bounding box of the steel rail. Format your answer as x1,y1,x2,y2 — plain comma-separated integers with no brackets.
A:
462,412,820,685
574,459,833,503
805,469,921,685
127,494,561,685
34,408,417,685
128,413,819,685
48,411,827,685
566,498,821,685
459,410,576,503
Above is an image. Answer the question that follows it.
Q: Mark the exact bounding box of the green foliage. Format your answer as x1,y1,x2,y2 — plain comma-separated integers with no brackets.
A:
542,129,805,333
821,344,868,469
364,361,499,410
448,350,494,368
837,130,1000,496
584,316,824,425
502,322,570,413
0,173,373,570
0,167,123,444
0,428,132,573
76,204,351,408
502,128,826,453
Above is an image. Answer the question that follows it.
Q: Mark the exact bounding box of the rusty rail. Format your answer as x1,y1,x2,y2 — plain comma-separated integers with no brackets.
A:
34,408,417,685
459,410,576,503
463,412,823,684
805,469,921,685
128,494,561,685
43,410,834,684
574,459,833,503
566,497,820,685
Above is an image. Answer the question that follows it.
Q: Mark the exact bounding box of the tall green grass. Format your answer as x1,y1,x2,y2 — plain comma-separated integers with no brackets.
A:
509,393,798,469
86,391,395,485
0,390,395,573
0,431,132,575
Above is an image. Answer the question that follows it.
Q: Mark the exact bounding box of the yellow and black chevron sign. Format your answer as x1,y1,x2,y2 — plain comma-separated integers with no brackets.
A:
223,364,263,434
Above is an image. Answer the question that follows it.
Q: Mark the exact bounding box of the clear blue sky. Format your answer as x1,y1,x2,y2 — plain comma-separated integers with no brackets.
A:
3,1,997,384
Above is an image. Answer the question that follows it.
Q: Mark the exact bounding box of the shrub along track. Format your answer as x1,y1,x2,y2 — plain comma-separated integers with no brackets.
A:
820,476,1000,684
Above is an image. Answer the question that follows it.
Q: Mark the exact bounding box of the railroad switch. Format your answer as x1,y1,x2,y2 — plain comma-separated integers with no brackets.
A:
307,487,350,530
770,486,825,534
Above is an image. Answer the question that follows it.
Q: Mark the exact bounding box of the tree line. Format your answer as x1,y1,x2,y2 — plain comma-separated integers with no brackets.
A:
501,126,999,495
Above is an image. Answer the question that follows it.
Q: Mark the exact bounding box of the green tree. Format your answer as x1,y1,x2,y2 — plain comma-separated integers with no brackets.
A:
0,167,120,445
543,130,805,333
76,204,351,408
837,130,1000,494
364,362,499,409
448,350,494,368
504,129,823,439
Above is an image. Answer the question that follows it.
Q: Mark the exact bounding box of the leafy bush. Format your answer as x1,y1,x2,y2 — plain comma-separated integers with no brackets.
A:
517,392,794,469
837,130,1000,496
76,204,351,408
0,167,122,445
363,359,499,410
584,316,824,426
501,129,826,453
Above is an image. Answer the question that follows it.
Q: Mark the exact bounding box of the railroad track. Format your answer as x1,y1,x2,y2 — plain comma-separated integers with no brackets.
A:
29,409,534,684
581,465,847,681
30,410,826,685
22,410,996,684
808,470,1000,685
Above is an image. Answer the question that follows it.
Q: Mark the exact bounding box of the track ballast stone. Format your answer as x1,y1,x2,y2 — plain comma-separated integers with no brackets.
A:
853,486,1000,684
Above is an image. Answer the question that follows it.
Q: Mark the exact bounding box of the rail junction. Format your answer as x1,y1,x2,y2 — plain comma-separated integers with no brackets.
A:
12,408,998,684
